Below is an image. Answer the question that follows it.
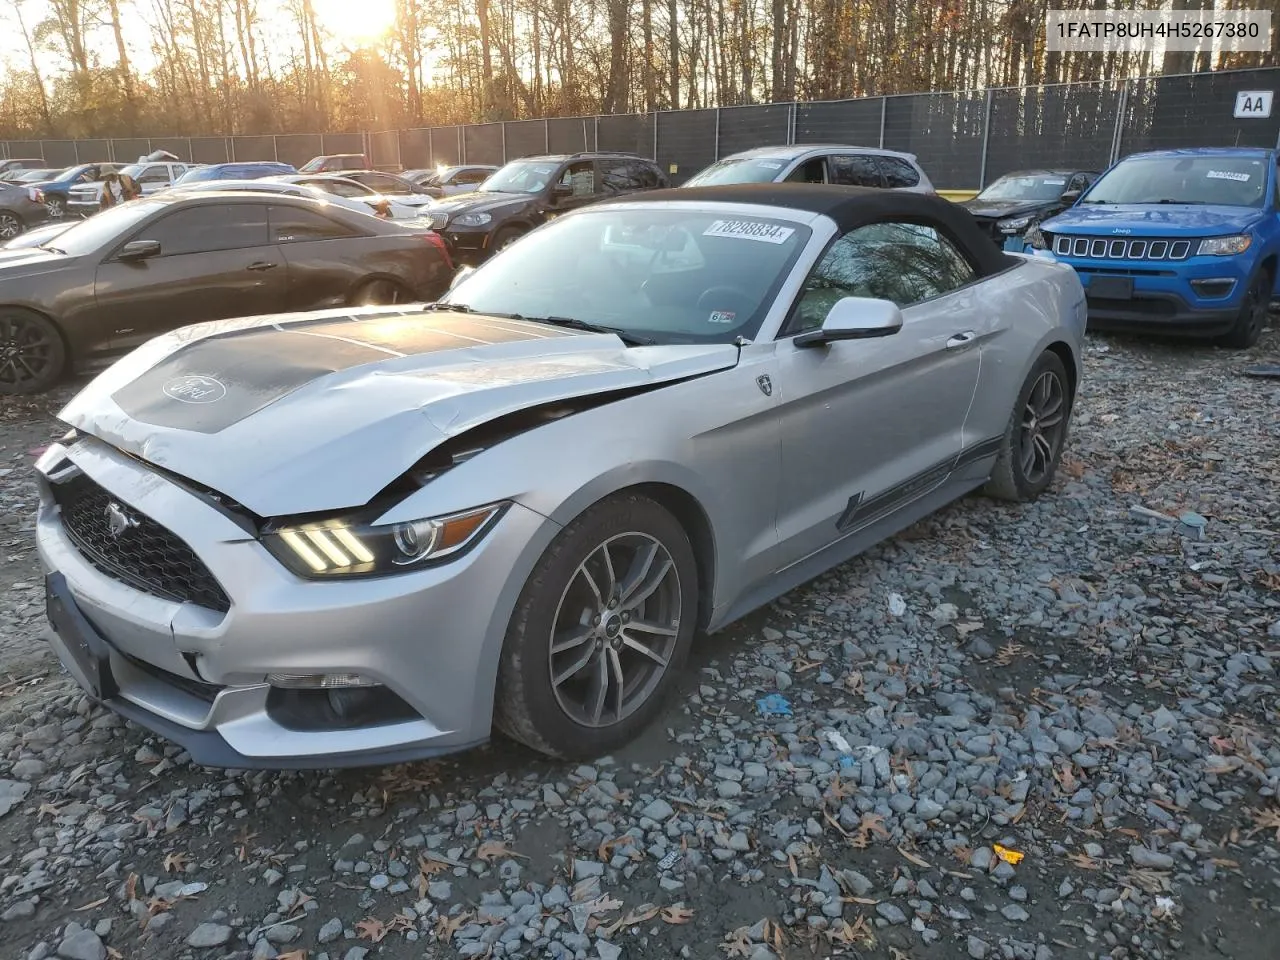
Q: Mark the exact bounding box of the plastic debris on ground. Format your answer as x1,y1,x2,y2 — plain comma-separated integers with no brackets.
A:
992,843,1025,865
887,593,907,616
755,693,792,718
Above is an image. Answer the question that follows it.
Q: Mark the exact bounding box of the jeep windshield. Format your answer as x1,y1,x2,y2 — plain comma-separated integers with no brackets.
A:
975,174,1069,203
478,160,560,194
1082,155,1267,208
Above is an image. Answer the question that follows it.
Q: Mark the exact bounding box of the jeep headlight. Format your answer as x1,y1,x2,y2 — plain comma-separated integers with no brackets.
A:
997,215,1032,233
453,212,492,227
264,503,506,578
1196,235,1251,256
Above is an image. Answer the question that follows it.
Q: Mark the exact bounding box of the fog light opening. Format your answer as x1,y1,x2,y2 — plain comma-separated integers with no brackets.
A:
267,672,380,689
327,687,378,720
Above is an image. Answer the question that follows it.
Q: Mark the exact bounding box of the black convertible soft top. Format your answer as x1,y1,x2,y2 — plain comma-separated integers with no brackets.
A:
617,182,1016,277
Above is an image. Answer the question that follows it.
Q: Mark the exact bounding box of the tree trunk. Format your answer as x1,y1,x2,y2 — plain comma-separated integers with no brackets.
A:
13,1,52,133
668,0,679,111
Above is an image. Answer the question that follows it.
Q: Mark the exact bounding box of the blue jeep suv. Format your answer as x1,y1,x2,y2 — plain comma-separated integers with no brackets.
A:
1031,147,1278,348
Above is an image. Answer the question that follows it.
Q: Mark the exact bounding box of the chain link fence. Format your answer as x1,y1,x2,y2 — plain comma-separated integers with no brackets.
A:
4,68,1277,190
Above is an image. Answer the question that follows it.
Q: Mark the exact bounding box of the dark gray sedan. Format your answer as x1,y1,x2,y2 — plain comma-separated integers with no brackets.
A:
0,191,454,394
0,179,52,240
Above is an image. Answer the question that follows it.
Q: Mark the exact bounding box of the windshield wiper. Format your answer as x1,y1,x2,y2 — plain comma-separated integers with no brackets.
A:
502,313,657,346
1148,199,1208,205
425,301,474,312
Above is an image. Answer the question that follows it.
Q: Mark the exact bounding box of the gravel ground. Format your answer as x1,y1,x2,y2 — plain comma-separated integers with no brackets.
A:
0,327,1278,960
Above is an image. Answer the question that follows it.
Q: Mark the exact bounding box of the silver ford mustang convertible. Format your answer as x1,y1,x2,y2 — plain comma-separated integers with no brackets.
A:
36,184,1086,768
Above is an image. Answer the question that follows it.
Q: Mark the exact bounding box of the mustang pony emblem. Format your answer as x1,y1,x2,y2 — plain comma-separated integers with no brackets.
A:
104,502,139,538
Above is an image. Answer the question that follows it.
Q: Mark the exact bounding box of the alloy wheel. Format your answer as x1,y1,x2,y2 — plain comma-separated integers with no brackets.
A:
0,314,58,389
548,532,682,728
46,198,65,219
1019,369,1067,485
0,213,20,239
355,280,402,305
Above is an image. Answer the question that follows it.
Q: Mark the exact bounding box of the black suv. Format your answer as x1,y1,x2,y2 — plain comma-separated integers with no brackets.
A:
424,152,670,262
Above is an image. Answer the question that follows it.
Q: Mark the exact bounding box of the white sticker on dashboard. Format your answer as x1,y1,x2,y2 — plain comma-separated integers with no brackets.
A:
703,219,795,243
708,310,736,324
1206,170,1251,182
758,161,784,170
1042,178,1066,185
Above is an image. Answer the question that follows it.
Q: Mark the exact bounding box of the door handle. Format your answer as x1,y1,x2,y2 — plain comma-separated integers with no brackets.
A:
946,331,976,348
246,261,277,272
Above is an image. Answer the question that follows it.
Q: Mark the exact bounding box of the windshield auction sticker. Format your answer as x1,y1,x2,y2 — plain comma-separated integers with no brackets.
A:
704,220,795,244
1045,9,1270,52
1206,171,1251,182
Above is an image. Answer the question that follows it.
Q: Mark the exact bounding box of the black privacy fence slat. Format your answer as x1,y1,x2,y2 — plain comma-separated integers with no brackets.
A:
2,68,1276,190
985,82,1121,182
657,109,717,184
717,104,791,159
505,119,550,160
794,100,883,148
462,123,504,165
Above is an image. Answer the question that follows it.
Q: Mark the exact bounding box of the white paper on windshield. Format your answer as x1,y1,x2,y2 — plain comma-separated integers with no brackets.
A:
707,310,736,324
531,164,556,174
757,161,784,170
1206,170,1250,182
1041,178,1066,185
703,219,795,244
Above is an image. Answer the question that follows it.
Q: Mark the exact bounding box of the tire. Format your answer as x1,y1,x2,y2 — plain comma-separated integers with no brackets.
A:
494,493,698,759
1218,268,1271,350
0,210,22,241
983,350,1072,502
349,278,410,306
45,196,66,219
0,308,67,395
491,226,525,255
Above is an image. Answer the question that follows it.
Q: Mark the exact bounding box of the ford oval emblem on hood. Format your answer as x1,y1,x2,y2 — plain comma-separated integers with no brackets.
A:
162,375,227,403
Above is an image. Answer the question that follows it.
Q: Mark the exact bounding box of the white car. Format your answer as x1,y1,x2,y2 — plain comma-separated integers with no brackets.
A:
263,175,431,220
403,165,501,197
67,161,198,216
685,144,936,194
168,177,426,222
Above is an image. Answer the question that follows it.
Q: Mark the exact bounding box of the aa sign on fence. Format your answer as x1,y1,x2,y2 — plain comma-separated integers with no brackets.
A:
1233,91,1273,119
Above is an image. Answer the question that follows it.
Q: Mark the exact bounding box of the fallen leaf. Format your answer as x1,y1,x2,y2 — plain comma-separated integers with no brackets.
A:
1068,852,1101,870
476,840,526,862
897,845,931,869
602,903,660,935
356,917,387,943
162,852,190,873
74,897,109,911
722,928,752,957
435,910,472,940
277,952,308,960
124,873,139,903
662,905,695,924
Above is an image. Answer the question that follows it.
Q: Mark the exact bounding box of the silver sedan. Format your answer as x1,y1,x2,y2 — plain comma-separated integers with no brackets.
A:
35,184,1085,768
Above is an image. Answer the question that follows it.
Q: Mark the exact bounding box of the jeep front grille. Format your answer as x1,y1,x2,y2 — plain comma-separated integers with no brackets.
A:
1052,234,1192,261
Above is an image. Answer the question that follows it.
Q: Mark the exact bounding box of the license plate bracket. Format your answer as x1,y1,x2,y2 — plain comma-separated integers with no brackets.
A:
45,575,113,700
1089,276,1134,300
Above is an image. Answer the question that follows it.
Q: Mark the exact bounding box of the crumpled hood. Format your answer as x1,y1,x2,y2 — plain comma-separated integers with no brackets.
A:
961,199,1052,221
1043,203,1264,238
429,191,531,217
59,307,739,517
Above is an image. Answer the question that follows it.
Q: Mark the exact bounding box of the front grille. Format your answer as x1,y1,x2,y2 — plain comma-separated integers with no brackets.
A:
1052,234,1192,261
429,213,448,230
51,472,231,613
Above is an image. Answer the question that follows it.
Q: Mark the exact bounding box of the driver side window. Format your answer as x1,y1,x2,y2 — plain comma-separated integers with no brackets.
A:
789,221,977,333
558,161,596,197
785,158,826,184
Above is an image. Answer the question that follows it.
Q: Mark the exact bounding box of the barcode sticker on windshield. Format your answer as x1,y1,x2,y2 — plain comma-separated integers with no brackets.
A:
758,161,784,170
1206,170,1251,182
1042,178,1066,185
704,219,795,244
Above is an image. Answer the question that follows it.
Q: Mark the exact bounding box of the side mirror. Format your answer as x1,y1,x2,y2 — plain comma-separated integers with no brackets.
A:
552,182,572,200
795,297,903,348
448,264,475,291
117,239,161,262
1061,189,1082,204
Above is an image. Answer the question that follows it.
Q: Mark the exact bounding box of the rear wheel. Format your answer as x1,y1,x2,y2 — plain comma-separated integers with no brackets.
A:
1218,269,1270,350
0,309,67,395
984,350,1072,502
0,211,22,240
349,279,410,306
495,493,698,759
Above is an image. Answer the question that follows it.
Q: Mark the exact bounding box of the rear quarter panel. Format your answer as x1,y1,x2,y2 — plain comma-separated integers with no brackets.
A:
278,234,450,307
964,256,1086,449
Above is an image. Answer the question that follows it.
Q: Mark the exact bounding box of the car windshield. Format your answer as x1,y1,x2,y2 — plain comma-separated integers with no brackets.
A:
119,164,148,179
441,207,811,344
478,160,562,194
45,199,165,256
19,169,62,182
1083,155,1268,207
976,174,1069,203
684,158,790,186
298,158,328,173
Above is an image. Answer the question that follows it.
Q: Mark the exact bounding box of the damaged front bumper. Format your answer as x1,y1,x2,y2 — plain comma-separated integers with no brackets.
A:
35,436,556,769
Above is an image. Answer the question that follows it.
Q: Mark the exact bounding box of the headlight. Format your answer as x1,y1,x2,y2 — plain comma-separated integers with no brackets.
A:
1196,235,1251,256
263,503,505,578
453,212,492,226
1025,224,1047,250
997,215,1032,232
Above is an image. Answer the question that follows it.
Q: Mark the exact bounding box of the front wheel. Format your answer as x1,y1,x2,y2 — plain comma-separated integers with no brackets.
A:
45,196,65,219
491,226,525,255
0,309,67,395
0,211,23,240
494,493,698,759
1218,269,1270,350
983,350,1072,502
